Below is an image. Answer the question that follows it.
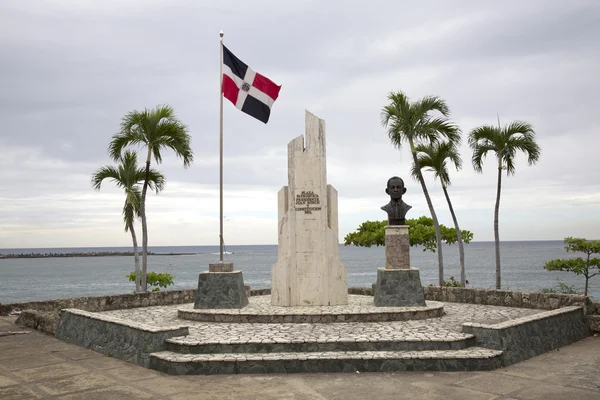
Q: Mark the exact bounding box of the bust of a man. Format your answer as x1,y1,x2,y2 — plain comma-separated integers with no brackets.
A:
381,176,412,225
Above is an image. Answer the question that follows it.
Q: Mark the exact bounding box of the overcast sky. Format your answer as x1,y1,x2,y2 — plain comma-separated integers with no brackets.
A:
1,0,599,249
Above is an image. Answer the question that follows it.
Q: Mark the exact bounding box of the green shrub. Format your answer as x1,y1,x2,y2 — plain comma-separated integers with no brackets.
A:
127,271,175,292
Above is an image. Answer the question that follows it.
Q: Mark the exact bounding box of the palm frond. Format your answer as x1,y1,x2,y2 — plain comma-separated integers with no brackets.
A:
91,166,122,190
468,125,501,172
502,121,541,172
413,141,461,186
382,91,461,155
469,121,540,174
109,129,145,161
381,91,412,148
411,95,450,119
418,118,461,145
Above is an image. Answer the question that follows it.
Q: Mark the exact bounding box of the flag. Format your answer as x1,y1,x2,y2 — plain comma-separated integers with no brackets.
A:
222,45,281,123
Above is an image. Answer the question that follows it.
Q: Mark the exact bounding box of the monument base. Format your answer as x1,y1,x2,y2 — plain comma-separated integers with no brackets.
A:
373,268,426,307
194,265,249,309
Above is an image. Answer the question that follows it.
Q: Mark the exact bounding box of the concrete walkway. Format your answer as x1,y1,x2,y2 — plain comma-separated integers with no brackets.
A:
1,316,598,400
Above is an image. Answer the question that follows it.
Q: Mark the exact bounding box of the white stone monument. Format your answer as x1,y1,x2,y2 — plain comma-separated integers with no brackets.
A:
271,111,348,306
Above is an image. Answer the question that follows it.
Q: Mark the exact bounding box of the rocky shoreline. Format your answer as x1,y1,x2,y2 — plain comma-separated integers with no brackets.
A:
0,251,195,259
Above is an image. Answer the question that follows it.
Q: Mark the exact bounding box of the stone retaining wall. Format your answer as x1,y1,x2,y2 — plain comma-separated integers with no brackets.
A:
6,286,599,335
55,309,189,368
4,287,595,316
462,306,591,366
14,310,59,335
1,289,196,315
423,287,595,314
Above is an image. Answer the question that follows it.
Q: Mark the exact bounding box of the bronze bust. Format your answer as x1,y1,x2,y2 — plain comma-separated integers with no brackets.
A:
381,176,412,225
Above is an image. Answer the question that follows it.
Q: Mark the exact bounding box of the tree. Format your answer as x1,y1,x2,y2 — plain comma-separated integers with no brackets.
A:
381,91,460,285
411,141,467,287
108,104,192,292
469,119,541,289
91,151,165,292
544,237,600,296
344,216,473,252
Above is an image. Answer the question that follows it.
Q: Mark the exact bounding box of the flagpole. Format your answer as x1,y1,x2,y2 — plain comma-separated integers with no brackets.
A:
219,29,224,263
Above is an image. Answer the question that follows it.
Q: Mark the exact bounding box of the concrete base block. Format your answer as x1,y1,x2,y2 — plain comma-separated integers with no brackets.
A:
209,262,234,272
374,268,426,307
194,270,249,309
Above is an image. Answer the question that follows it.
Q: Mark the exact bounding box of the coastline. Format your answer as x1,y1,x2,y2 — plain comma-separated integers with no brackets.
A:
0,251,196,259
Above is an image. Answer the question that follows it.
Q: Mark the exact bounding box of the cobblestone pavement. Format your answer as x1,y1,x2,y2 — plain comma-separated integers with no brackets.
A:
151,348,503,362
2,316,599,400
99,296,543,344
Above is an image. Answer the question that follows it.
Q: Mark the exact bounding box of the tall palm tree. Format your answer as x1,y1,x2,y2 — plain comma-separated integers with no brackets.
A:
91,151,165,292
411,141,467,287
109,105,193,292
381,91,460,286
469,120,541,289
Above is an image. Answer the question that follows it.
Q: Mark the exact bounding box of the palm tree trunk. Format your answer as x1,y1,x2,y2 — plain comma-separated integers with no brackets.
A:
584,275,589,296
129,221,141,293
442,184,465,287
494,165,502,289
410,139,444,285
140,148,152,292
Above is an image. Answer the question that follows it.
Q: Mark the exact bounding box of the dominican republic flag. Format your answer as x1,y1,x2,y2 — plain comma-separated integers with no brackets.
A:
222,45,281,123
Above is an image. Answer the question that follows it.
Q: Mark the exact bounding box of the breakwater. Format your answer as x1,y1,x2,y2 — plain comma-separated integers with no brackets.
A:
0,251,194,259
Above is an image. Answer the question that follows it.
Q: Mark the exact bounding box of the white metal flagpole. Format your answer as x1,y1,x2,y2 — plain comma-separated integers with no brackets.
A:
219,29,224,263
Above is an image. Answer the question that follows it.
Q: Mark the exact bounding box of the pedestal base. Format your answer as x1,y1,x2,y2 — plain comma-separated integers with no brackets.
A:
194,270,249,309
373,268,426,307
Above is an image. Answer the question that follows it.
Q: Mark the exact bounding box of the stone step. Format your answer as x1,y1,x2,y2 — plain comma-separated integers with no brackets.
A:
165,334,476,354
149,348,503,375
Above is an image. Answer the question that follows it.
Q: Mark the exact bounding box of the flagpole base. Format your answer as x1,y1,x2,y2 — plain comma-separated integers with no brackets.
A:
194,265,249,309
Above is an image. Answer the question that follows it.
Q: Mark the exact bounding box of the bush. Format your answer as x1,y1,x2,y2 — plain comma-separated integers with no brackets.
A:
540,280,582,295
127,271,175,292
443,276,463,287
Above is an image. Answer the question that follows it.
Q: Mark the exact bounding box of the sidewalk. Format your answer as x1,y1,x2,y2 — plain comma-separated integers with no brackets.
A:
1,316,598,400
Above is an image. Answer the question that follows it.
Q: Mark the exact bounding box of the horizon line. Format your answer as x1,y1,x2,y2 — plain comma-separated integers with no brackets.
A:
0,239,577,251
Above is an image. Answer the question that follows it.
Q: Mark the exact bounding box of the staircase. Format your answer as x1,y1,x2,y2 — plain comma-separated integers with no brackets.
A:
149,322,503,375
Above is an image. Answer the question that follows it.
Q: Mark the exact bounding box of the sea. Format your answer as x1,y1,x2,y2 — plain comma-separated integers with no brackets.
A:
0,241,597,304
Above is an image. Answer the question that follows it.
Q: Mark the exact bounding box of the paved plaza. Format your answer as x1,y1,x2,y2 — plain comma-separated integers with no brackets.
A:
99,296,543,344
1,316,599,400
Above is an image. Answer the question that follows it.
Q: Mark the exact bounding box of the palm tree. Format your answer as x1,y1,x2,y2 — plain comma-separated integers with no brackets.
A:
91,151,165,292
411,141,467,287
108,105,193,292
381,91,460,286
469,120,541,289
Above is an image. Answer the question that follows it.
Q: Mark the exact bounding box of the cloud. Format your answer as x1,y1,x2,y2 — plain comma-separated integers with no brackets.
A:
1,0,599,248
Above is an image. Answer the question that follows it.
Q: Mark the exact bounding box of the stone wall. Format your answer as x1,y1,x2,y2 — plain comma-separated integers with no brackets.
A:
1,289,196,315
423,286,595,314
14,310,59,335
588,315,600,332
55,309,189,368
462,306,591,366
4,286,595,316
6,286,599,336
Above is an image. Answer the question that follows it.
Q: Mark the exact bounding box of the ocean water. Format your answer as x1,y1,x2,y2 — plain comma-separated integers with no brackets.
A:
0,241,597,303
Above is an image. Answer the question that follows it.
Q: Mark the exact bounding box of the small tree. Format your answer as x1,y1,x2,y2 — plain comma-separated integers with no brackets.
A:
543,237,600,296
91,151,165,293
344,216,473,252
469,119,541,289
109,105,193,292
411,141,467,286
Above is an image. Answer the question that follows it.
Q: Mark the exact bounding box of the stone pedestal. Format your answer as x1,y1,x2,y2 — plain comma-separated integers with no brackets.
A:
271,111,348,306
194,264,249,309
385,226,410,269
374,268,426,307
374,225,425,307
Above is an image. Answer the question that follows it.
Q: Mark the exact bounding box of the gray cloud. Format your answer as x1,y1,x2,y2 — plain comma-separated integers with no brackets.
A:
1,0,599,247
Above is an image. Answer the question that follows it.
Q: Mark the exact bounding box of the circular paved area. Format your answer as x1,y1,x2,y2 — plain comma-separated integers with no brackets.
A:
178,295,444,323
99,297,543,345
